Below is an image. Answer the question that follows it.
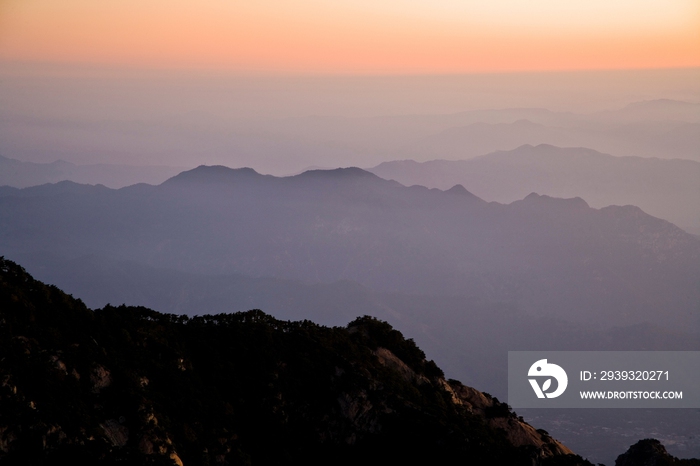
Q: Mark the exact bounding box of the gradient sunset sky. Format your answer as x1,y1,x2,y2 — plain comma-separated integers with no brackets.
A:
1,0,699,73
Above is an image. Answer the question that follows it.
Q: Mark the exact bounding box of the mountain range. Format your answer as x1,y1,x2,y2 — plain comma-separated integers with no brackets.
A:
222,99,700,169
2,98,698,175
1,165,698,330
0,155,184,189
386,111,699,163
369,144,700,235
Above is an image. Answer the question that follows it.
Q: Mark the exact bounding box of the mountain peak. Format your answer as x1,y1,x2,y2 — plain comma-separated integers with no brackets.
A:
292,167,404,190
521,192,589,209
162,165,263,186
615,439,678,466
295,167,380,180
512,143,563,154
445,184,484,201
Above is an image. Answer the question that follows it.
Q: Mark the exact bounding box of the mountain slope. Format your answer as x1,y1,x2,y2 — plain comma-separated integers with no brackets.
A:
0,257,586,465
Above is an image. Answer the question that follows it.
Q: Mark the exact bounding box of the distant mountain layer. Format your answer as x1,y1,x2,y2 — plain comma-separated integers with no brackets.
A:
370,144,700,235
392,118,700,163
0,257,589,465
386,99,700,162
602,98,700,124
1,165,698,332
0,155,185,189
2,99,698,177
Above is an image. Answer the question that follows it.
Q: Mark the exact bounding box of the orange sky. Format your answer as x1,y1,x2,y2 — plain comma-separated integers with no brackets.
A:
0,0,698,73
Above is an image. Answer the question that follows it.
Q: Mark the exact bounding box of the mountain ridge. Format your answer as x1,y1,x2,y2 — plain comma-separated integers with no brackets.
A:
369,144,700,234
2,164,698,331
0,154,185,189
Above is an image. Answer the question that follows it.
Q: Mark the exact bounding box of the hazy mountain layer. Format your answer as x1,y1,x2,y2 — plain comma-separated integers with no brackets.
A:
0,155,184,189
2,93,698,175
388,102,700,163
1,166,698,332
370,144,700,235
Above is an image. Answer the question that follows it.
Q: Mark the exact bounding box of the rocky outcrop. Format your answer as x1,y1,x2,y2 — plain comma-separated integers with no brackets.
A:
90,364,112,392
374,347,429,385
443,370,573,457
372,347,574,460
616,439,700,466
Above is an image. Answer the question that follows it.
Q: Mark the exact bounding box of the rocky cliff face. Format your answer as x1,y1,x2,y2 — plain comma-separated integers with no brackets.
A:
444,381,574,457
372,345,573,458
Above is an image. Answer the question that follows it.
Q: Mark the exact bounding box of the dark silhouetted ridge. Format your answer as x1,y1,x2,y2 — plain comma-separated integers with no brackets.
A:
0,256,591,466
615,438,700,466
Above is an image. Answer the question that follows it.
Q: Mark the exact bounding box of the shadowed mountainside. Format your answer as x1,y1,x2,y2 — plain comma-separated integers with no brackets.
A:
0,257,591,465
615,439,700,466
